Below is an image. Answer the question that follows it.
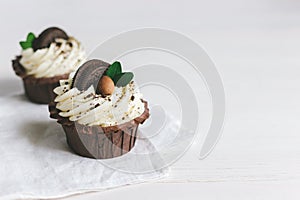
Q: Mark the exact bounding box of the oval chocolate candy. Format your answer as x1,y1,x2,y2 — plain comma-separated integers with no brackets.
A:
71,59,110,91
32,27,68,51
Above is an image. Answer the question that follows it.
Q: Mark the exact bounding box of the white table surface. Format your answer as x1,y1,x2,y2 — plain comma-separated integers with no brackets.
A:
1,0,300,199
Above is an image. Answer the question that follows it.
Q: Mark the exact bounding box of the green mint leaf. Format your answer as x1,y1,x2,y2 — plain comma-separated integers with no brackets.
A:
105,61,122,79
19,41,32,50
19,32,36,50
113,72,134,87
26,32,36,43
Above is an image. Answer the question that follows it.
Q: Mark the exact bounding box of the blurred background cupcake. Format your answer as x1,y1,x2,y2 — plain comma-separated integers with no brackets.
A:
12,27,86,104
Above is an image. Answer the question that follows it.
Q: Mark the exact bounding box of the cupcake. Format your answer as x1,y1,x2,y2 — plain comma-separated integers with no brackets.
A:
49,59,150,159
12,27,86,104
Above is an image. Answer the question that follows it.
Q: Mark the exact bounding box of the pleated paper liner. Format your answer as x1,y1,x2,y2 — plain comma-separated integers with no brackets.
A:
49,100,150,159
12,56,69,104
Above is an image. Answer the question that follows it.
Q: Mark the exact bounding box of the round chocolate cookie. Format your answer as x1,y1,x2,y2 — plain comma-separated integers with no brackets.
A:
71,59,110,91
32,27,68,51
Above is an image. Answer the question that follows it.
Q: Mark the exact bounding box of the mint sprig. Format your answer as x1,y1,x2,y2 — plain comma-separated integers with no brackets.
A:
113,72,134,87
19,32,36,50
105,61,122,79
105,61,134,87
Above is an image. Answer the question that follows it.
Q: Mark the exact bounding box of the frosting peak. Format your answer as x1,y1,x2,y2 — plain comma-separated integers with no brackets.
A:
53,78,145,127
19,37,86,78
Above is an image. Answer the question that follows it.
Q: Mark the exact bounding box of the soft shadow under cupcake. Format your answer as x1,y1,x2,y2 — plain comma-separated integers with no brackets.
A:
19,120,71,153
8,94,30,103
0,78,23,97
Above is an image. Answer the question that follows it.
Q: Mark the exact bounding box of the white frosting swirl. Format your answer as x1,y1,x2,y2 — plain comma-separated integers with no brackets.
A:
53,77,145,127
19,37,86,78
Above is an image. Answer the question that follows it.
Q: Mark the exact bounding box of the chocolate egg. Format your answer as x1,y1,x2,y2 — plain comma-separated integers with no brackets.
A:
97,76,115,96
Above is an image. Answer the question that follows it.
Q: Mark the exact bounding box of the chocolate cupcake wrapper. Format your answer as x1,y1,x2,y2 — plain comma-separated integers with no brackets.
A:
12,56,69,104
22,74,69,104
63,121,139,159
49,100,150,159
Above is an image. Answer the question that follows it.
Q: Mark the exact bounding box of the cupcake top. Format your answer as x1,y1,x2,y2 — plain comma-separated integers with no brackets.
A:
53,60,146,127
17,27,86,78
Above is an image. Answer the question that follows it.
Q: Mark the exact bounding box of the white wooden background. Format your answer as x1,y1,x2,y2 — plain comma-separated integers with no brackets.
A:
1,0,300,199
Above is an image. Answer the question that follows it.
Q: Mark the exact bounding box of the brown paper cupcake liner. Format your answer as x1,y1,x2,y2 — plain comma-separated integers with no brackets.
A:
12,56,69,104
49,100,150,159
